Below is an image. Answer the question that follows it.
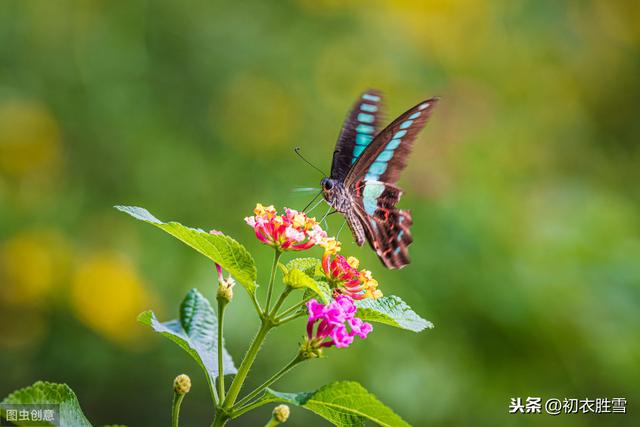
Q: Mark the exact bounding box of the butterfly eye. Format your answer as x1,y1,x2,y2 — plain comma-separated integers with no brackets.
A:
321,178,334,191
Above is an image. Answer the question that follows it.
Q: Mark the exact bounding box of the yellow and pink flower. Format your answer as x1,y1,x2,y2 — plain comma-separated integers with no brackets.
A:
245,204,327,251
321,251,382,300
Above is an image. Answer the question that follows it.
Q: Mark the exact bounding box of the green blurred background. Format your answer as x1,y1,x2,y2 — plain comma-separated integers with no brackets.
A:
1,1,639,426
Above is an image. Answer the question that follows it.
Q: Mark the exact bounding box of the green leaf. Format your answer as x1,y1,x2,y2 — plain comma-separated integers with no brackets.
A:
355,295,433,332
284,269,329,304
286,257,321,277
137,289,237,390
1,381,92,427
115,205,257,295
284,258,332,305
252,381,411,427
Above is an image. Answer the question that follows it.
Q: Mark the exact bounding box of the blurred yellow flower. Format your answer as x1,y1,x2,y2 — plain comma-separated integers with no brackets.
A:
0,229,71,307
0,98,61,178
374,0,501,68
71,253,153,345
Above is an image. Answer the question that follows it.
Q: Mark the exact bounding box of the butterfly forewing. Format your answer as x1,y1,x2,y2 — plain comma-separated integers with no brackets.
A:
345,97,439,186
330,90,385,181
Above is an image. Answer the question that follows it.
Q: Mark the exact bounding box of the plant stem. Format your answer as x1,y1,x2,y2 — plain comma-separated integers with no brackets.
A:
223,320,273,410
264,419,279,427
217,298,228,401
269,286,292,318
172,393,185,427
277,311,306,325
235,355,303,409
231,398,271,419
211,412,229,427
277,295,313,318
250,291,262,315
264,249,282,312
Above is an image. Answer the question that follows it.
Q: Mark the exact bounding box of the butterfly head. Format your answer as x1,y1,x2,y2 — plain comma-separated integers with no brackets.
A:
321,177,338,203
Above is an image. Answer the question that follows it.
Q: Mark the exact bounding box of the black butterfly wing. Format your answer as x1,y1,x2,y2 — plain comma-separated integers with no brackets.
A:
344,97,439,269
351,181,414,269
330,89,385,181
345,97,439,186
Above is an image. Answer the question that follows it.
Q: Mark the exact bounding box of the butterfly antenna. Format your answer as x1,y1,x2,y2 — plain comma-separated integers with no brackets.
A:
294,147,327,177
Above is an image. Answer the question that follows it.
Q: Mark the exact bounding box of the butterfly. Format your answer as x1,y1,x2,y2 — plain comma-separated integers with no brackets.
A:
320,90,439,269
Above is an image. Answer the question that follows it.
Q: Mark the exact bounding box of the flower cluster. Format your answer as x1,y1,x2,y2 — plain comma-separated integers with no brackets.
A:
244,203,382,357
303,295,372,354
321,246,382,300
245,204,327,251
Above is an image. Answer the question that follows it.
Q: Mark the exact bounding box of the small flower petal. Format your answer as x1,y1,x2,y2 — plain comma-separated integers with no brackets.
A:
245,203,334,252
305,295,371,350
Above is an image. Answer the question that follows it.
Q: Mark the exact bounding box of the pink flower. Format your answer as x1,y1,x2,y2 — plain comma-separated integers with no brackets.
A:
321,252,382,300
244,204,328,251
305,295,372,349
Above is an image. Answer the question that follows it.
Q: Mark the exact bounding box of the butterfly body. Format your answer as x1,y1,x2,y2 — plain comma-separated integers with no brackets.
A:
321,177,367,245
320,90,439,269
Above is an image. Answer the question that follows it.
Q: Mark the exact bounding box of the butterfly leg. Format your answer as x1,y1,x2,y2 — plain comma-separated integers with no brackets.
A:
302,190,323,212
305,196,325,215
319,206,333,224
336,219,347,240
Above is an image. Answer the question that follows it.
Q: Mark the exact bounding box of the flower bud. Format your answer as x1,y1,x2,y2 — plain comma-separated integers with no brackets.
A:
299,336,323,360
173,374,191,395
273,404,290,423
217,277,235,303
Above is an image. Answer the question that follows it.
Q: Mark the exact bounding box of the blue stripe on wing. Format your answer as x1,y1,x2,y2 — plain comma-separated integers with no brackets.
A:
350,94,382,165
356,134,373,145
363,109,425,181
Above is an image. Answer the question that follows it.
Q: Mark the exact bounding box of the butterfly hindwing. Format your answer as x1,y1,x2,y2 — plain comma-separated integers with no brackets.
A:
348,195,411,269
351,180,413,268
370,209,412,269
330,90,384,181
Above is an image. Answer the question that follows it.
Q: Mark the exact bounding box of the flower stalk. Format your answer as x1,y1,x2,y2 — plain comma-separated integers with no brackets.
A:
264,249,282,313
222,319,273,410
270,285,293,318
276,295,313,319
211,412,229,427
235,354,304,409
172,374,191,427
276,311,306,325
217,297,228,401
212,242,235,403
